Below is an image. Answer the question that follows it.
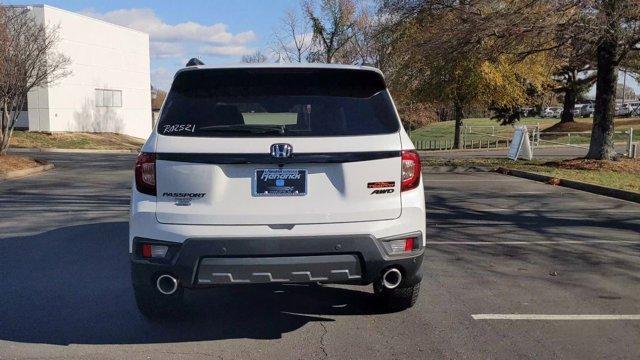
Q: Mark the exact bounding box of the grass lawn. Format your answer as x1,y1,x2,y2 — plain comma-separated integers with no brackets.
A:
409,117,553,142
410,117,640,147
9,131,145,150
0,155,43,175
423,158,640,193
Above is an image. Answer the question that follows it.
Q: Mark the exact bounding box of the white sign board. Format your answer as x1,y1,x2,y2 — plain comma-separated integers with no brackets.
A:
508,126,533,161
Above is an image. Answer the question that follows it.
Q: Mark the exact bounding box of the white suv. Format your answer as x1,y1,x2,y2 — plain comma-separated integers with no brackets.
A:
130,62,426,318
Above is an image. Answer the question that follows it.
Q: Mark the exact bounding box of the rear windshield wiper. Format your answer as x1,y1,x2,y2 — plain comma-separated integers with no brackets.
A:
199,124,285,135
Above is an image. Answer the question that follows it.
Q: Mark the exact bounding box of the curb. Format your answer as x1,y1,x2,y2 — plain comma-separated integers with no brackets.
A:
0,162,55,182
496,167,640,204
419,148,506,155
10,147,139,154
423,165,490,173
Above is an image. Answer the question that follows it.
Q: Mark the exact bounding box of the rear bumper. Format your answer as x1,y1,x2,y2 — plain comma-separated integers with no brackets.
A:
130,234,424,288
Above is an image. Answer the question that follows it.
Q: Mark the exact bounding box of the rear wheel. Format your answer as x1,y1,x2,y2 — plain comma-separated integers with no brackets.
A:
133,281,184,319
374,281,420,311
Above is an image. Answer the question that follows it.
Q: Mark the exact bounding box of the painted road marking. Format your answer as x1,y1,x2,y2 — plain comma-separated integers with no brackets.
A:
426,179,526,182
472,314,640,320
426,191,549,195
427,240,640,245
427,207,640,213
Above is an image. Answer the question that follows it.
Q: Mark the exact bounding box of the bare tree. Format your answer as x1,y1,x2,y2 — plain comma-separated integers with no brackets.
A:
0,6,71,154
303,0,362,63
0,8,7,75
272,7,313,62
615,82,636,100
241,50,268,63
151,85,167,110
347,10,384,66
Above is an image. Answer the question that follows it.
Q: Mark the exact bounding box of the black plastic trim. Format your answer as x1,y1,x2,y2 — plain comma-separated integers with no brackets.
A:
130,235,424,288
156,151,401,164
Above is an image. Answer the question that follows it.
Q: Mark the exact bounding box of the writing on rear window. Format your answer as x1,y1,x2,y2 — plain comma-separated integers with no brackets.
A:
162,124,196,134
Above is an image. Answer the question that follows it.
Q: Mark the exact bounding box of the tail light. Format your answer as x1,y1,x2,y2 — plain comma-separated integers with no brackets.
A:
401,150,421,191
135,152,156,196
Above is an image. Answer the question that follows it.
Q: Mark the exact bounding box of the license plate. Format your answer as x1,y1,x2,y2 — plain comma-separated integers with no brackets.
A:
254,169,307,196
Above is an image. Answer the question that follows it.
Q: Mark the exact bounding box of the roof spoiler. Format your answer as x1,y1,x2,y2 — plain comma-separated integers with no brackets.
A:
186,58,204,67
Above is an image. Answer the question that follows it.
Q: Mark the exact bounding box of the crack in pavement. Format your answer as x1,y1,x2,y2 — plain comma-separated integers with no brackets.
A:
319,322,329,358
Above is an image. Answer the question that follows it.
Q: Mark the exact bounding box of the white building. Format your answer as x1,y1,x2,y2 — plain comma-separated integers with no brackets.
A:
15,4,152,139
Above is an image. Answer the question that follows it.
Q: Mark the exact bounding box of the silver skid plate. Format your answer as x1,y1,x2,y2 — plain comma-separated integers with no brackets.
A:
196,254,362,284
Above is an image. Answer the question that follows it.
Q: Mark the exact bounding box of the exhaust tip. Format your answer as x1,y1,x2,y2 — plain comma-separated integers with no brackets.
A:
156,274,178,295
382,268,402,289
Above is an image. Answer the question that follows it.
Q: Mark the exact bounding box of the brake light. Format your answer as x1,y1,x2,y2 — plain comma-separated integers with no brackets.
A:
401,150,421,191
135,152,156,196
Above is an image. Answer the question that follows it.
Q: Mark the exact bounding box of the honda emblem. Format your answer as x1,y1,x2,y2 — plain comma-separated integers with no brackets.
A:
270,143,293,158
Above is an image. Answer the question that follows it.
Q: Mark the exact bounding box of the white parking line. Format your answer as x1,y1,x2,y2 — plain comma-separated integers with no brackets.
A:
426,179,526,182
472,314,640,320
426,191,549,195
438,208,640,213
427,240,640,245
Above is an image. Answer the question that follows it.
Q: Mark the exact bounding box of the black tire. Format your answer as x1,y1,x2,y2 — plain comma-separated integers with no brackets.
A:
374,281,420,311
133,282,184,319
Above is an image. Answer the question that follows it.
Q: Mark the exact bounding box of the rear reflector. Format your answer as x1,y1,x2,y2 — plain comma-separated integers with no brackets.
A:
383,236,418,255
401,150,421,191
141,244,169,258
404,238,414,252
135,153,156,196
141,243,152,258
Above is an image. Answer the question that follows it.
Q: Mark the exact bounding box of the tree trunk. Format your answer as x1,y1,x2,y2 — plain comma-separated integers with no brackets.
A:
326,50,333,64
453,101,463,149
0,101,8,155
0,99,19,155
560,87,576,123
586,39,618,160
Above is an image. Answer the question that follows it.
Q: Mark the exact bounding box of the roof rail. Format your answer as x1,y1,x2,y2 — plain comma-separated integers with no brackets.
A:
186,58,204,67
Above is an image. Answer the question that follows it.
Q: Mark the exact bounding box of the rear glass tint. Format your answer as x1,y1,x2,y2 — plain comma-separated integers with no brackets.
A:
157,68,400,137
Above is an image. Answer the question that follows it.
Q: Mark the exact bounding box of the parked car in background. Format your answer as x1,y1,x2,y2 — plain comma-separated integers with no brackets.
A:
521,107,535,117
580,104,595,118
629,101,640,116
554,107,563,118
615,103,633,117
572,104,583,117
541,107,562,118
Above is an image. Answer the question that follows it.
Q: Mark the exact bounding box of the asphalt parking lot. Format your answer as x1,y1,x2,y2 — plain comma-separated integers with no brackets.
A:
1,152,639,359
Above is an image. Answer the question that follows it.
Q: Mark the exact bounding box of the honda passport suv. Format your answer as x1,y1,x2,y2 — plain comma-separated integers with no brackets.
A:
130,62,426,317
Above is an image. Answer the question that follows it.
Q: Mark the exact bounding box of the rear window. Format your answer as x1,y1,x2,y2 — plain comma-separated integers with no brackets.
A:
157,68,400,137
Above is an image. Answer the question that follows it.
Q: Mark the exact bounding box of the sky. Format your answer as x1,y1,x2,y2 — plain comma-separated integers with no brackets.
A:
5,0,299,90
587,71,639,100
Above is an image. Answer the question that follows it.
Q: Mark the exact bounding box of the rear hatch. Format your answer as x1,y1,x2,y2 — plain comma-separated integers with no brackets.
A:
155,67,403,225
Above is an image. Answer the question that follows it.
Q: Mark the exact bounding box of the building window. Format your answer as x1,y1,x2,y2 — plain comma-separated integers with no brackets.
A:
95,89,122,107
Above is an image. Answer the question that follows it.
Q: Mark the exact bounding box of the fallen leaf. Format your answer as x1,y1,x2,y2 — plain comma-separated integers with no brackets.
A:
548,177,561,186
